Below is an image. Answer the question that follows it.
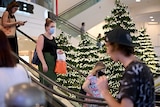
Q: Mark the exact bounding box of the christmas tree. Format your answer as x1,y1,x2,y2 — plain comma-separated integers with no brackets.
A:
137,28,160,76
55,32,82,91
56,33,103,92
70,37,101,90
102,0,139,96
99,55,124,97
103,0,136,33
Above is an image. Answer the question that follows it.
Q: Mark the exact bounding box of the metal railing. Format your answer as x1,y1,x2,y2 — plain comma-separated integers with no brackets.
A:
15,53,107,106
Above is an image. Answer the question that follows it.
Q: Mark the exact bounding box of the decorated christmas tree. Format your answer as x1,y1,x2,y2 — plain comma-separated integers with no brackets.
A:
56,33,103,92
55,32,82,91
72,37,101,88
102,0,139,96
137,28,160,76
99,55,124,97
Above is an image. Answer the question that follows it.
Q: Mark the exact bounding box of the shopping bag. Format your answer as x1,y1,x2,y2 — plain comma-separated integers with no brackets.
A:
55,52,67,74
31,49,40,65
55,60,67,74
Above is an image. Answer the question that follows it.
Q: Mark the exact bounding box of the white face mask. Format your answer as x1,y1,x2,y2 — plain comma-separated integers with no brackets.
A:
49,28,55,35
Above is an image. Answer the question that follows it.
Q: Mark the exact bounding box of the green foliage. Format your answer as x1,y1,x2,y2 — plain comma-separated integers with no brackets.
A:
137,28,160,75
74,38,100,76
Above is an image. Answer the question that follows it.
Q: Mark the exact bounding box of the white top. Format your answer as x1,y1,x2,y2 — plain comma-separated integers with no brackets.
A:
0,64,31,107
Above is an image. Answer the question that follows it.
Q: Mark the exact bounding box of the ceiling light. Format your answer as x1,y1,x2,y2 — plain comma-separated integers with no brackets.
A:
149,16,153,19
151,19,155,21
148,22,159,25
136,0,141,2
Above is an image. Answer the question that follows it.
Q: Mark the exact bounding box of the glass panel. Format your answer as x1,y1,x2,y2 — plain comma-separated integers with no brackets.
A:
34,0,54,11
60,0,100,20
23,0,54,11
57,18,97,44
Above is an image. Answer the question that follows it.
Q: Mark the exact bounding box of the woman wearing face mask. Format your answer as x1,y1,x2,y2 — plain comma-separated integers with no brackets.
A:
36,18,58,88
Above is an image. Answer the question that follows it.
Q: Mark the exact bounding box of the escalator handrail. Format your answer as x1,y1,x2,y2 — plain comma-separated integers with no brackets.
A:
15,29,160,105
16,53,104,101
17,29,36,43
12,52,160,106
19,52,160,106
31,76,107,105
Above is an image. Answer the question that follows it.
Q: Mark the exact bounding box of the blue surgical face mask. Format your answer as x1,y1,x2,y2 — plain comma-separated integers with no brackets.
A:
49,27,55,35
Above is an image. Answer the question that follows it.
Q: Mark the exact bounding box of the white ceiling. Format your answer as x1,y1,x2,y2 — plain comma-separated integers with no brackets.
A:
120,0,160,22
121,0,159,5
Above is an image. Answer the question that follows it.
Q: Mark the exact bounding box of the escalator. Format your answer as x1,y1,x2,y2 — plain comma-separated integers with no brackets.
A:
17,49,107,107
16,29,160,106
56,16,97,44
16,29,108,107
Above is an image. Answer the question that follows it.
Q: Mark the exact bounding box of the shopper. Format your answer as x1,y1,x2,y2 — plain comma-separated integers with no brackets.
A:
0,30,31,107
80,22,85,40
82,61,106,107
97,27,155,107
96,33,102,48
36,18,58,88
1,0,27,62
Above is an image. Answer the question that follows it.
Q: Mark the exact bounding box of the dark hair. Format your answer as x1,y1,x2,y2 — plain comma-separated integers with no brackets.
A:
109,42,134,57
45,18,54,28
81,22,85,26
6,0,19,14
92,61,106,76
97,70,105,78
0,30,16,67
